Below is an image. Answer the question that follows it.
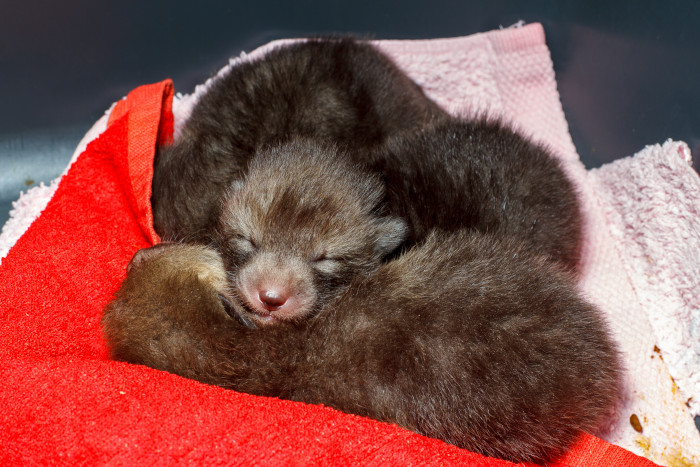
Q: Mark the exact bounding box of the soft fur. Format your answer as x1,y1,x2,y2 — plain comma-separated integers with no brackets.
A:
214,137,406,325
369,118,582,269
151,37,447,242
102,233,621,464
152,36,581,269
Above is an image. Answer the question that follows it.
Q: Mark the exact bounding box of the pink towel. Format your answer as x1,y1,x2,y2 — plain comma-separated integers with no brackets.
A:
585,140,700,463
1,22,698,466
376,27,700,465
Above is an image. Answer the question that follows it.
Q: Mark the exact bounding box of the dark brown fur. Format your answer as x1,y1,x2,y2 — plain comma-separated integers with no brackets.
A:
102,232,621,464
152,36,580,270
369,118,583,269
213,137,406,326
152,37,447,242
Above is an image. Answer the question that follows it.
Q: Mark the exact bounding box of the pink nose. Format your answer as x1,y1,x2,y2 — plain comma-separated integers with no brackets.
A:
259,289,288,311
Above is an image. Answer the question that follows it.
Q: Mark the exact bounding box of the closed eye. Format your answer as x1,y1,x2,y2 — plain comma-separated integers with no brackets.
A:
231,234,257,253
310,253,345,275
310,251,327,262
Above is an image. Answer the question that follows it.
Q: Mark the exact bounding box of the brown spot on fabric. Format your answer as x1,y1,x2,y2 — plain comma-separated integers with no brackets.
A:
630,413,643,433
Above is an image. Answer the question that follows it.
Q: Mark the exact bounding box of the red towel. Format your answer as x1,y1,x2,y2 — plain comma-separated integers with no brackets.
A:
0,80,658,466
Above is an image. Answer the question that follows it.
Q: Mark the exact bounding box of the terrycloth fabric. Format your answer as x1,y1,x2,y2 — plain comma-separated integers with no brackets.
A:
0,22,693,465
585,140,700,464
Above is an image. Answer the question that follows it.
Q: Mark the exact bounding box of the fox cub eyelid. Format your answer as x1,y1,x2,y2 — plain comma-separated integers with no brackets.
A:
231,234,257,251
311,251,347,264
310,252,327,263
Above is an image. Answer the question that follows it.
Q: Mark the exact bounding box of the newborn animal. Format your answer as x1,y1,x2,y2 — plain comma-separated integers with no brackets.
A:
151,36,581,270
370,117,583,269
102,232,621,464
152,37,447,242
214,137,406,326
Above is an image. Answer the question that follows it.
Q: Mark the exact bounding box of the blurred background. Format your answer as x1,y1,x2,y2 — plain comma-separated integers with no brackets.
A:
1,0,699,229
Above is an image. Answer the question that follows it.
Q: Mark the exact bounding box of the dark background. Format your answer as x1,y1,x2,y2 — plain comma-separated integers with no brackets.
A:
0,0,699,431
1,0,699,225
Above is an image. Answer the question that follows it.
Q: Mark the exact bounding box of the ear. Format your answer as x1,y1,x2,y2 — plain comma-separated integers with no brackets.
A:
373,217,408,256
127,242,176,272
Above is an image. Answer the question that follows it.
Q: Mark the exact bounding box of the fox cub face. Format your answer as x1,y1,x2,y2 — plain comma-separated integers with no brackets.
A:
216,137,406,327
